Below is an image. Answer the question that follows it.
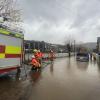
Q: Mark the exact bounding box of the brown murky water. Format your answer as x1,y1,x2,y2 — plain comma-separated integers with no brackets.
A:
0,57,100,100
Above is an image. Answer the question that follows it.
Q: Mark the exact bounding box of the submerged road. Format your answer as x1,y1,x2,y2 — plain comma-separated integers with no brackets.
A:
0,57,100,100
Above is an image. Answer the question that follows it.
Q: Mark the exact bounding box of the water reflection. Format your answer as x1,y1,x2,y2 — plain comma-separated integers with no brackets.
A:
66,58,71,69
97,61,100,72
93,60,97,65
29,70,41,84
77,61,89,71
50,61,54,74
89,59,92,63
15,71,21,81
0,76,12,83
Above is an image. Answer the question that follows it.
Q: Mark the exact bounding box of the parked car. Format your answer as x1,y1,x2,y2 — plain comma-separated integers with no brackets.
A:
76,53,89,62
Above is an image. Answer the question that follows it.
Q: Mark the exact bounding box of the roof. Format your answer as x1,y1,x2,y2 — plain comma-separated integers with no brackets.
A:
0,28,24,39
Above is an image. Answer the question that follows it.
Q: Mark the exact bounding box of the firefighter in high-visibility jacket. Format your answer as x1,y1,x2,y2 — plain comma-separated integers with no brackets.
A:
37,50,43,64
33,49,39,61
33,50,40,61
31,55,40,70
49,50,55,61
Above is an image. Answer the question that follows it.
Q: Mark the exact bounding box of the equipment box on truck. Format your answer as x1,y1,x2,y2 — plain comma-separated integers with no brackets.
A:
0,27,24,75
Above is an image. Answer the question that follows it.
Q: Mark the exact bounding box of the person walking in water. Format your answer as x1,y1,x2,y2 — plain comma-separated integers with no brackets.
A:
37,50,43,65
49,50,55,61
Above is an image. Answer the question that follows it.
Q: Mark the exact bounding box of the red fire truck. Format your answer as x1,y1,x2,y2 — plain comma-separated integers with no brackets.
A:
0,27,24,75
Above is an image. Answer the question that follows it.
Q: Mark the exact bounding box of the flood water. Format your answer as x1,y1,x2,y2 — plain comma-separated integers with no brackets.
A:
0,57,100,100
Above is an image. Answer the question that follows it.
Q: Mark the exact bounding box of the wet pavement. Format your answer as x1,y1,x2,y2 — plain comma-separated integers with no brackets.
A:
0,57,100,100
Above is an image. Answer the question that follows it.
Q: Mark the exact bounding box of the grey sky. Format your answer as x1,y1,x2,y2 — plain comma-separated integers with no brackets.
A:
18,0,100,44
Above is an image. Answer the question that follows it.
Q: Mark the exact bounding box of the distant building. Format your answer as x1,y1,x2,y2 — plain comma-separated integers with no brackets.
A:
24,40,67,53
24,40,46,52
97,37,100,52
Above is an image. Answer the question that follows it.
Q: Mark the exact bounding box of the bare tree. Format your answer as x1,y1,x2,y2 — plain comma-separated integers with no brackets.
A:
64,35,76,57
0,0,21,22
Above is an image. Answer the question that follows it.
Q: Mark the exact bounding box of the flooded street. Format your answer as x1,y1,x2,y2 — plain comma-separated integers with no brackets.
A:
0,0,100,100
0,57,100,100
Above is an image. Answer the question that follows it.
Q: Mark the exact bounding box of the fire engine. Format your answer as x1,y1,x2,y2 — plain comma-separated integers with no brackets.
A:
0,25,24,75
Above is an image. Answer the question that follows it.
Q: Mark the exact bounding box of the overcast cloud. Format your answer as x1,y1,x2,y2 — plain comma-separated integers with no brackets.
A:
18,0,100,44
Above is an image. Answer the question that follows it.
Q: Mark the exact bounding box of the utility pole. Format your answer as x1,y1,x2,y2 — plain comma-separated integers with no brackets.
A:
74,40,76,56
67,44,71,57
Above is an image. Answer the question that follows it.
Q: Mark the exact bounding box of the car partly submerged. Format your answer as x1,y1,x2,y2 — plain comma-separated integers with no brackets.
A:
76,53,89,62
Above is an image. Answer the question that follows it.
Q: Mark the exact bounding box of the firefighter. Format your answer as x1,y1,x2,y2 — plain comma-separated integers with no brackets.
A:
33,49,37,53
31,55,40,70
33,49,39,61
33,49,42,67
49,50,55,61
37,50,43,65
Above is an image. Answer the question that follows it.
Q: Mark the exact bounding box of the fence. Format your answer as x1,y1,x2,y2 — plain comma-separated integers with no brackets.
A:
25,53,74,61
